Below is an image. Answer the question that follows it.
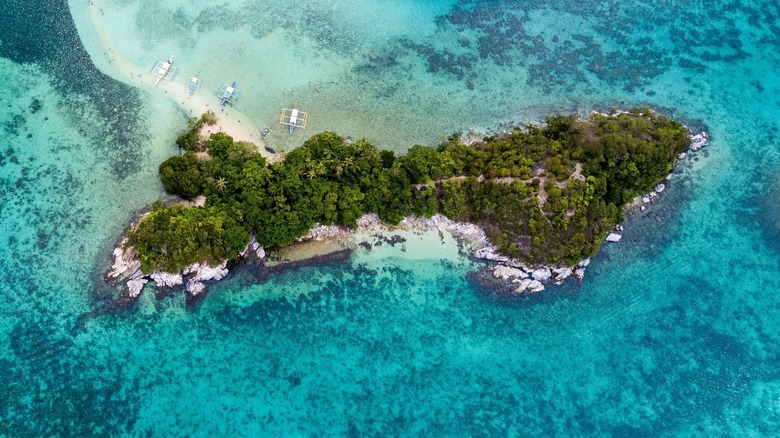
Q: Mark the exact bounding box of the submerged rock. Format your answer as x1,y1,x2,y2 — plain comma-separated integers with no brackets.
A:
514,278,545,294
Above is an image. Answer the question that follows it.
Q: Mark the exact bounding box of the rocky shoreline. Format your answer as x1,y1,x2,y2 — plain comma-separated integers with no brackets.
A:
105,130,708,305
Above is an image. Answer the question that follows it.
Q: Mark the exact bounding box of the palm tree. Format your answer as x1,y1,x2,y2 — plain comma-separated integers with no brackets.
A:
215,177,227,192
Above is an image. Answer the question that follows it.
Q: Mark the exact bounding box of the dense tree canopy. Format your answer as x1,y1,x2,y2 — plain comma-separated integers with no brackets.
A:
127,109,690,273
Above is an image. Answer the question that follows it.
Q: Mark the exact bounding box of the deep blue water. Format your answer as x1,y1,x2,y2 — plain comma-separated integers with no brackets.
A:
1,0,779,435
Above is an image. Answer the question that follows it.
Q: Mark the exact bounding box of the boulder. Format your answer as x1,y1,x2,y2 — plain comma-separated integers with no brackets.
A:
107,244,140,280
193,261,229,282
552,267,572,284
655,183,665,193
126,278,147,298
149,271,183,288
356,213,381,228
492,265,528,280
606,233,622,242
513,279,532,295
642,196,651,204
526,280,545,294
689,132,708,151
532,267,551,282
186,281,206,296
473,247,510,263
578,258,591,268
182,262,201,276
574,268,586,280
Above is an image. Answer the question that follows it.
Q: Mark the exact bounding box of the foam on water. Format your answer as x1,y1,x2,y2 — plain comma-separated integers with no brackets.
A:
1,0,780,435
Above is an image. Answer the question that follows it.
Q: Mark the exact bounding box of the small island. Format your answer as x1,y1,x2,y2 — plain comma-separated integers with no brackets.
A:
108,108,695,302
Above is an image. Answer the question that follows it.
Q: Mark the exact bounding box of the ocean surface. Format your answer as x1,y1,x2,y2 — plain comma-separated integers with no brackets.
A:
1,0,779,435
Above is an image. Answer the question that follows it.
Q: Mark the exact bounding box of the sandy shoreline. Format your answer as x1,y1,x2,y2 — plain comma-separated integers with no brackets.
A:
86,0,274,160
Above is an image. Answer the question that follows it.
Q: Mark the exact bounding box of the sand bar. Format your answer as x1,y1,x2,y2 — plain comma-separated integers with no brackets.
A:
86,0,274,159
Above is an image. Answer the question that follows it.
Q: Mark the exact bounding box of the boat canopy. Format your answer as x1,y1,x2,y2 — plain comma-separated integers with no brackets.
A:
279,107,308,133
152,55,177,84
216,81,242,106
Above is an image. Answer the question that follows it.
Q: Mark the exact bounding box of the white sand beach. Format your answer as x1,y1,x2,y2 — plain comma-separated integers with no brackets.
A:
82,0,274,159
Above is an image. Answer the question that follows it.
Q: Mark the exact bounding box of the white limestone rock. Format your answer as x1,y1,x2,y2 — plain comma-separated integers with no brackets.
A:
492,265,528,281
526,280,545,294
356,213,381,228
678,152,687,160
149,271,183,288
553,267,572,285
606,233,622,242
107,243,140,280
578,258,591,268
186,281,206,296
642,196,651,204
193,261,229,282
513,279,532,294
129,267,144,281
689,132,708,151
532,267,551,282
655,183,665,193
574,268,586,280
182,262,201,276
473,247,510,263
126,278,148,298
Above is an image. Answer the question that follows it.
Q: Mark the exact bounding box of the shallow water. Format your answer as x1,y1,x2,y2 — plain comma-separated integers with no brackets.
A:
1,0,779,435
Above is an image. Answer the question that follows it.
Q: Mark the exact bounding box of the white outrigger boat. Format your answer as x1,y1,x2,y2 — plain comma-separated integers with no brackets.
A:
216,81,241,106
152,55,177,85
279,107,308,133
186,76,201,97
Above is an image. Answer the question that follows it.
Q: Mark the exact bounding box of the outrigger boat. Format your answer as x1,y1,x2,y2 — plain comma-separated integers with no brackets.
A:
216,82,241,106
152,55,177,85
279,107,308,133
186,76,201,97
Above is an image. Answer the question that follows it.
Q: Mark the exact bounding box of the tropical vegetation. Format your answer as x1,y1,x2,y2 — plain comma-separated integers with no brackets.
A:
127,109,690,273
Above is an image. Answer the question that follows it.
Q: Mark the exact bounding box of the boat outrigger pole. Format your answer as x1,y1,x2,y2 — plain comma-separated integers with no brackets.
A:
279,107,308,133
217,81,241,106
186,76,201,97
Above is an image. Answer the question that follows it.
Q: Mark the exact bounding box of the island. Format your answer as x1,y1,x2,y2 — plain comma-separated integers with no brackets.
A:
107,108,700,304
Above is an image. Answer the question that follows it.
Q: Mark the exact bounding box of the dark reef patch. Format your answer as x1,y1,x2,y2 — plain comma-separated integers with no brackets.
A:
391,0,772,94
0,0,148,179
253,248,353,282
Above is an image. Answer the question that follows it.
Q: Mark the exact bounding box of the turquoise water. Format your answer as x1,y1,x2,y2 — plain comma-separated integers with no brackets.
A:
1,0,779,435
